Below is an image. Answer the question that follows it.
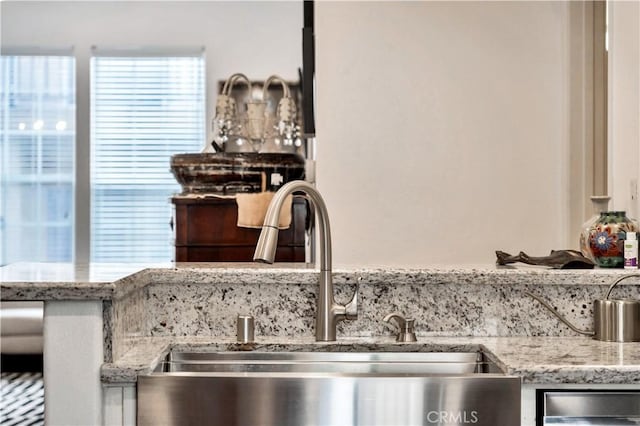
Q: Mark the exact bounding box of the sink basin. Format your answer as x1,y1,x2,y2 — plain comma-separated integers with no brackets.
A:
138,349,521,426
155,351,503,375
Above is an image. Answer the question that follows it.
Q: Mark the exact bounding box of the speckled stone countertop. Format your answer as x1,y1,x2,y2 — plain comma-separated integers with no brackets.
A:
2,262,639,300
3,262,640,387
101,336,640,385
0,262,168,300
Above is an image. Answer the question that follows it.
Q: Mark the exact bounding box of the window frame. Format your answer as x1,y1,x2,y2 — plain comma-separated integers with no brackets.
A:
1,46,206,264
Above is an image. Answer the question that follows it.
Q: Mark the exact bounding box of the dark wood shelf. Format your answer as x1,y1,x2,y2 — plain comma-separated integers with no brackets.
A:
172,196,307,262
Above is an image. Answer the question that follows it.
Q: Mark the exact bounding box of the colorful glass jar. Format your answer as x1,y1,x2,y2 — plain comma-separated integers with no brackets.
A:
588,211,638,268
579,196,611,262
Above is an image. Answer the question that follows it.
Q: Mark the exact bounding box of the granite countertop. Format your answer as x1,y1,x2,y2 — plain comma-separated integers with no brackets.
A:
3,262,639,386
0,262,165,299
2,262,638,300
101,336,640,385
0,262,307,299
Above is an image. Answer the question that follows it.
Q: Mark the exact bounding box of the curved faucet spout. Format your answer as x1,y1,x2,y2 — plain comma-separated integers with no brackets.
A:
254,181,330,272
253,180,357,341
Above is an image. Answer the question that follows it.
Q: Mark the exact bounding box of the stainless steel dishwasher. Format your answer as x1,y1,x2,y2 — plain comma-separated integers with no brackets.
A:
539,390,640,425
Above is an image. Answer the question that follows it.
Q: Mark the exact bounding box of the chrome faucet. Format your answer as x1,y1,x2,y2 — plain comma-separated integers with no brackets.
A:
253,180,358,341
383,312,417,342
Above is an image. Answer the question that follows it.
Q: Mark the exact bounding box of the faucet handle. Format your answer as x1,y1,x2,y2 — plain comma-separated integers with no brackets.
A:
344,285,358,320
383,312,406,331
383,312,417,342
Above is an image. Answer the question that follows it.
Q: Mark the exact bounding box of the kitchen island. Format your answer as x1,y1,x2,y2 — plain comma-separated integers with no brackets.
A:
2,263,639,425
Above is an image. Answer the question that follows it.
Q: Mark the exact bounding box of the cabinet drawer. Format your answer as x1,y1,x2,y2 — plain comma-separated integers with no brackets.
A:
538,390,640,425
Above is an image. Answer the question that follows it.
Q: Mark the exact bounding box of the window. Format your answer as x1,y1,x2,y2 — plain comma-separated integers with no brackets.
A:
90,54,205,262
0,51,205,264
0,55,75,265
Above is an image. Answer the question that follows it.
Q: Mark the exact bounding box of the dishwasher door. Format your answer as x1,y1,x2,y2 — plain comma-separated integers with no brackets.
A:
540,391,640,425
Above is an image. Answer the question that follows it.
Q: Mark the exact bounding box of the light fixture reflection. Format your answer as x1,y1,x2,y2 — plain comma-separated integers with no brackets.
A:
56,121,67,131
32,120,44,130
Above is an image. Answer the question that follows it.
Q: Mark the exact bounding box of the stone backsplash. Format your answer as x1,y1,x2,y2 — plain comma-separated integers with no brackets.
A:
110,267,640,358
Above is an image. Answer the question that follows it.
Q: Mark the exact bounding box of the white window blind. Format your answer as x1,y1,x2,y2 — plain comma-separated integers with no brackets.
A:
90,54,205,262
0,55,76,265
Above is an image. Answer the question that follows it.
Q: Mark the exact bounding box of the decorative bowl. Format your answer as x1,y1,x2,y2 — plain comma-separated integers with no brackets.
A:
170,152,305,195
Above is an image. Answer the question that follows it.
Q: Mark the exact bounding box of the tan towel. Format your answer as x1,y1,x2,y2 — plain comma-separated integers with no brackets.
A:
236,191,292,229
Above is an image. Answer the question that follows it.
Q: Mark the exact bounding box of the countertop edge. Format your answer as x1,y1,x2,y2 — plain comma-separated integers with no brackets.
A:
4,264,640,301
101,336,640,386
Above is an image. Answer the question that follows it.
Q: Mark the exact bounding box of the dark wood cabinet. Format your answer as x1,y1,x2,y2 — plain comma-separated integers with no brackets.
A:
172,196,307,262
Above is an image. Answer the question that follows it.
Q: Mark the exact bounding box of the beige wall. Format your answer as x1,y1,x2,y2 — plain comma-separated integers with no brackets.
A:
315,1,575,266
608,0,640,221
3,1,637,267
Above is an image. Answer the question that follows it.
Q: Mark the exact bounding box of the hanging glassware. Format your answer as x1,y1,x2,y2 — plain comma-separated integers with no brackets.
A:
208,73,302,156
260,75,301,155
210,73,251,153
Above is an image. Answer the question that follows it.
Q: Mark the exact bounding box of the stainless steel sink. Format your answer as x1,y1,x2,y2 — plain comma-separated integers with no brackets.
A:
138,350,521,426
155,350,503,374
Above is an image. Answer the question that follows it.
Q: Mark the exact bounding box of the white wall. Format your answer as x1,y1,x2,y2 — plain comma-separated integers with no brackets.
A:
316,1,573,266
0,1,302,146
608,0,640,221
